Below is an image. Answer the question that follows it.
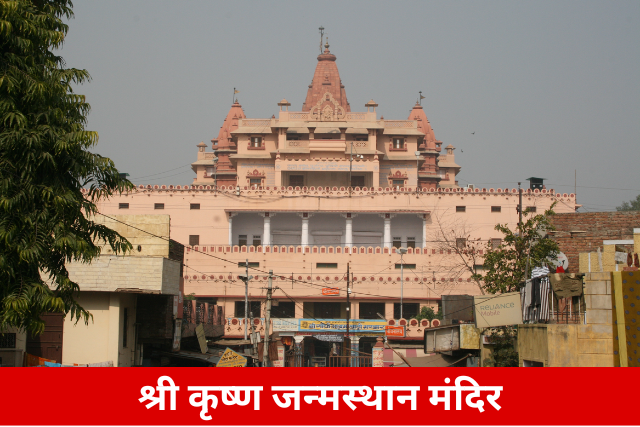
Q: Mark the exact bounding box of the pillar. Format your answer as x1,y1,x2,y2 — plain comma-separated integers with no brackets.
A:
350,336,360,367
262,212,272,247
108,294,121,367
301,213,309,248
273,337,285,367
422,214,427,249
372,159,380,188
383,214,391,249
345,214,353,248
294,303,304,319
274,160,282,187
385,302,394,320
372,336,384,367
228,214,234,246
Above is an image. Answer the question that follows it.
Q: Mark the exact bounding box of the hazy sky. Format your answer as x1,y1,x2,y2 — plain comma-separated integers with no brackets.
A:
61,1,639,211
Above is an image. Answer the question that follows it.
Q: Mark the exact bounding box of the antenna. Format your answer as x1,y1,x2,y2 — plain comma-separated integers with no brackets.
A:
319,26,325,53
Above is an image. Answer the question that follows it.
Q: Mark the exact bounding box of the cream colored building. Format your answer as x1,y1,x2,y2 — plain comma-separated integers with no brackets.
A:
60,215,181,366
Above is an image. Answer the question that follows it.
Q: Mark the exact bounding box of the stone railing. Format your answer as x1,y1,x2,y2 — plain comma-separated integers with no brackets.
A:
239,119,272,127
286,140,310,148
384,120,417,128
287,112,310,120
345,112,367,121
113,184,569,199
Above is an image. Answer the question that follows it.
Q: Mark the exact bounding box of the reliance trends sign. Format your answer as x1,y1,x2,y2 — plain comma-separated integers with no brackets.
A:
473,293,523,328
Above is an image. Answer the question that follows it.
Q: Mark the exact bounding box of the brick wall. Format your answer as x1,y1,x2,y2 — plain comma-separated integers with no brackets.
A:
551,212,640,273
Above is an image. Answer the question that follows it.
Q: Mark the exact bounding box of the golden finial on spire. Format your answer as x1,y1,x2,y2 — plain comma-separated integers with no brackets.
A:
325,36,330,50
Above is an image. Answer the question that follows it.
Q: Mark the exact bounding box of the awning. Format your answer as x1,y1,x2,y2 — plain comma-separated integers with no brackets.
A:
392,354,465,367
314,128,341,134
286,127,309,133
345,128,369,134
158,350,221,365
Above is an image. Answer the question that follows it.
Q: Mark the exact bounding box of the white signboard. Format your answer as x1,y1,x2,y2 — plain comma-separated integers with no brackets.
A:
272,318,299,332
473,293,523,328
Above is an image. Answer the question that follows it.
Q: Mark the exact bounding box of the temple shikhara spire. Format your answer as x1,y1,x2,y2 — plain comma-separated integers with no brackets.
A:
192,33,461,190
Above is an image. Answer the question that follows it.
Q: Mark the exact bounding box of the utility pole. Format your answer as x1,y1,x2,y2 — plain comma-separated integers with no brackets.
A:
263,270,273,367
518,182,523,229
346,263,350,340
244,259,249,340
399,248,407,319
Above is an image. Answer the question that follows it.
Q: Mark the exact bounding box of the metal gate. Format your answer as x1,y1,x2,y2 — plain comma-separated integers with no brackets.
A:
328,350,373,367
285,348,308,367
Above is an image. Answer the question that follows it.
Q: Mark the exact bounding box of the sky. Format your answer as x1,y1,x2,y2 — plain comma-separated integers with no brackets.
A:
60,0,640,212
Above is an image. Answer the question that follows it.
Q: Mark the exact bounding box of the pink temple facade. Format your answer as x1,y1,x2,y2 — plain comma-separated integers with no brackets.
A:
96,42,577,357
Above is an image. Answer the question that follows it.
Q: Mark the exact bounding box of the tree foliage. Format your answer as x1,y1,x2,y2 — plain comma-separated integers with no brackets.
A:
0,0,132,334
475,205,559,294
482,326,519,367
616,195,640,212
414,306,443,322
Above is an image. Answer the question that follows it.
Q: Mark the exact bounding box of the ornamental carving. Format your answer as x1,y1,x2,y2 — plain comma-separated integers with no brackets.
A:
246,169,266,178
388,170,408,179
309,92,345,121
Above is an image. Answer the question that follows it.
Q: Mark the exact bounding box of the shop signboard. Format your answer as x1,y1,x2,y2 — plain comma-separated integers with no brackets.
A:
272,318,299,332
217,347,248,367
385,325,405,337
273,319,386,333
473,292,523,328
322,288,340,296
299,319,386,333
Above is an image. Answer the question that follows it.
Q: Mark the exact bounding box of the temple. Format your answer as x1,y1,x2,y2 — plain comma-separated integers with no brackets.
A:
98,40,577,362
192,41,456,191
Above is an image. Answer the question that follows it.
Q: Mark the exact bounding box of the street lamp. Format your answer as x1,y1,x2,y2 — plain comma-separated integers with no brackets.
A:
398,247,407,319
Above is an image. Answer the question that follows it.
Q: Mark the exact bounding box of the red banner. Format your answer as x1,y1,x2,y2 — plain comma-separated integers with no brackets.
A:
322,287,340,296
385,325,405,337
0,368,634,425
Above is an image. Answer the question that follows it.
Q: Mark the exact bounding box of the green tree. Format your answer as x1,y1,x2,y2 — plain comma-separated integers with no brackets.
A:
414,306,443,321
616,195,640,212
0,0,132,334
474,205,559,294
482,326,519,367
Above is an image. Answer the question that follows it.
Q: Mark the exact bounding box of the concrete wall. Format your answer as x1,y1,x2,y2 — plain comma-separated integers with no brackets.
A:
66,256,180,295
62,292,138,366
518,272,614,367
0,327,27,367
551,212,640,273
94,214,171,258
